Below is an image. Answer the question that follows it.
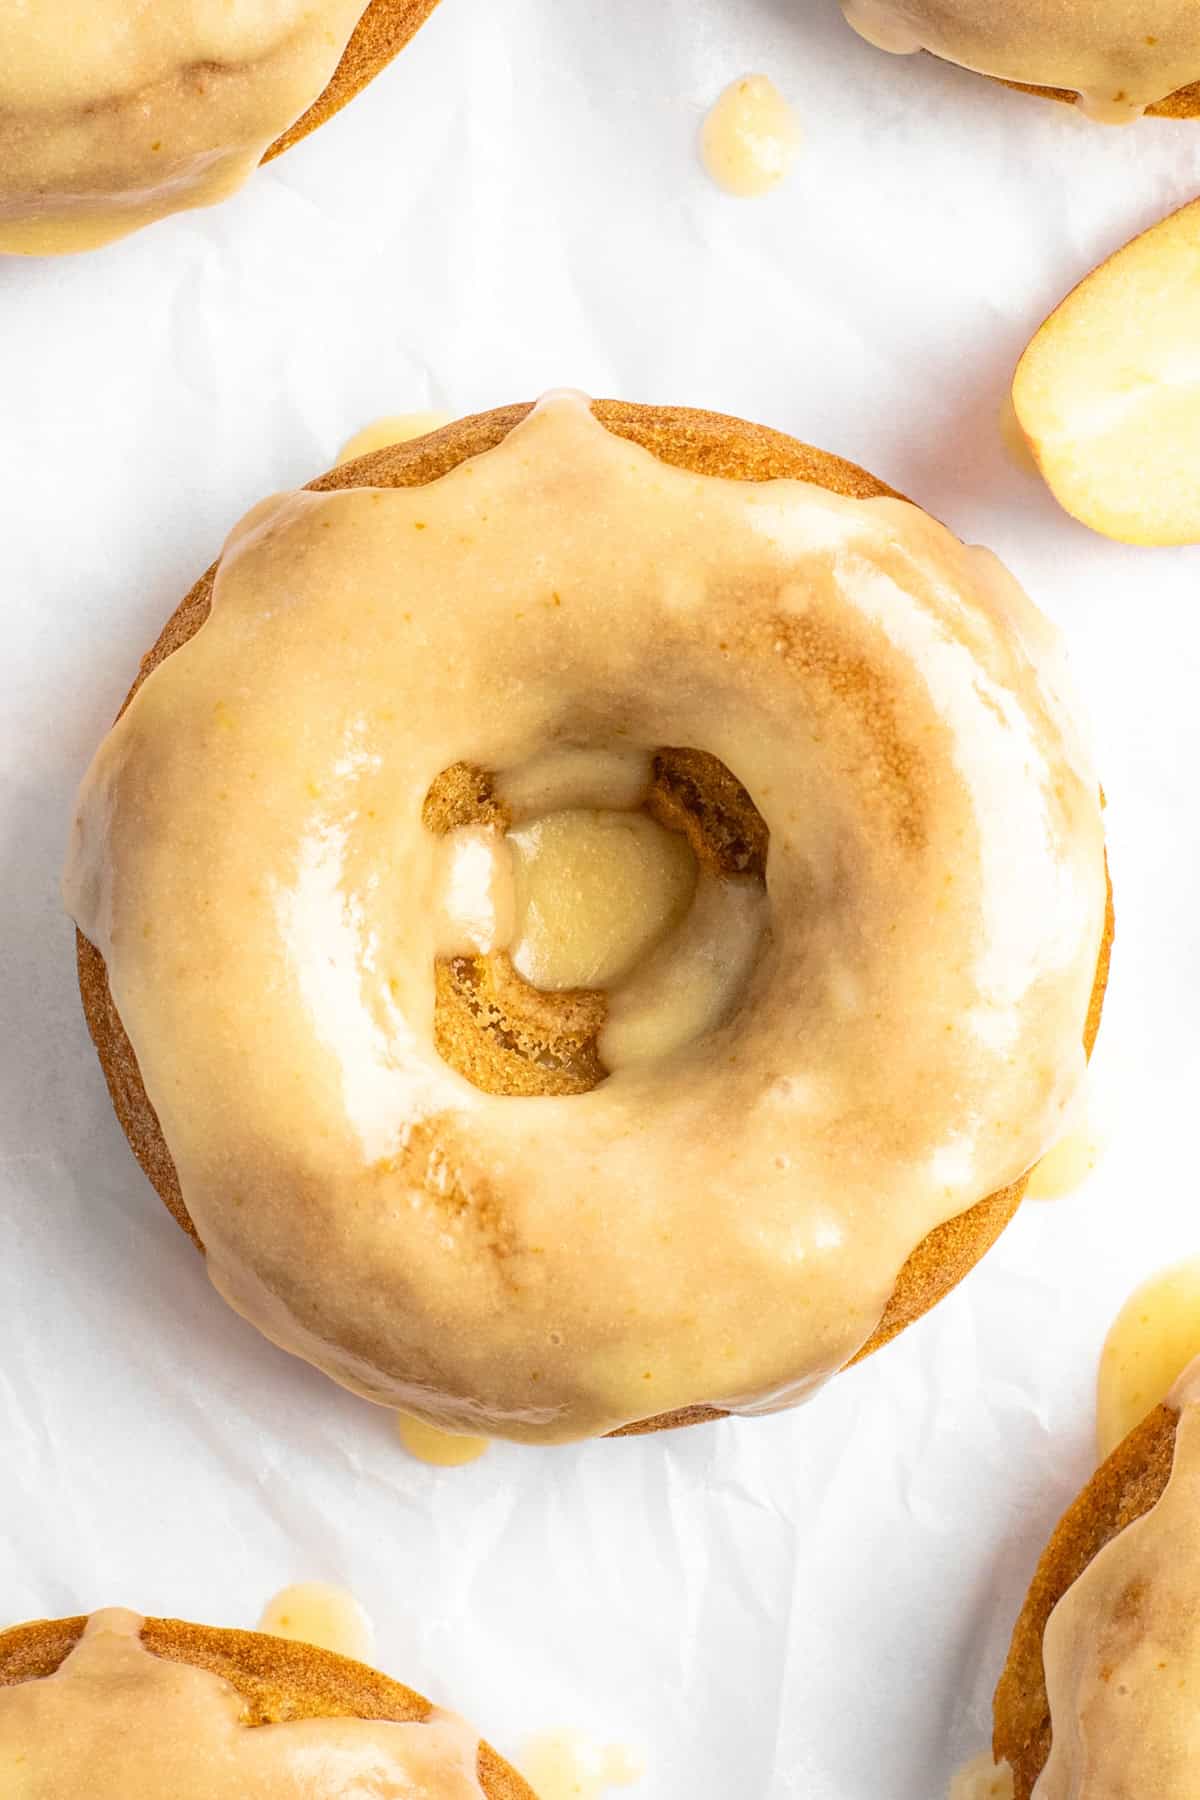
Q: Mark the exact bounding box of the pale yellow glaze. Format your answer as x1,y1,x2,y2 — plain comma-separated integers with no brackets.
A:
397,1413,490,1466
494,746,654,820
839,0,1200,120
338,415,456,466
1097,1259,1200,1461
0,1609,484,1796
257,1582,373,1661
65,393,1108,1443
519,1730,642,1799
599,869,767,1071
0,1,366,254
508,810,696,992
1023,1124,1100,1200
700,76,801,196
1038,1364,1200,1796
949,1753,1014,1800
434,827,517,959
1024,1079,1105,1201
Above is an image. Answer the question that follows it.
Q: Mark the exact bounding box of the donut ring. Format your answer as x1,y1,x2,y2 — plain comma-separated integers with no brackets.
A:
0,1610,531,1799
71,399,1113,1441
994,1401,1183,1797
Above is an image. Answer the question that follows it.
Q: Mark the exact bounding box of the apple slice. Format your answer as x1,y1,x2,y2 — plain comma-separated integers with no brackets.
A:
1013,198,1200,547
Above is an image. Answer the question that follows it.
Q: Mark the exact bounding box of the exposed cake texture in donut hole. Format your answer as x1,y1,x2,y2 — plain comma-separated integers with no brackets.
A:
423,746,771,1098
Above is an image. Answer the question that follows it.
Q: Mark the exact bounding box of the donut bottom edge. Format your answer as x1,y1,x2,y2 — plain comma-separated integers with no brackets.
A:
995,71,1200,118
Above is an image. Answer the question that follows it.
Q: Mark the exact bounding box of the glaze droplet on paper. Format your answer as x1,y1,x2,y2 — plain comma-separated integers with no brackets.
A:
520,1729,643,1799
1024,1114,1104,1201
701,76,801,196
257,1582,373,1662
1097,1258,1200,1460
397,1413,490,1467
336,412,454,467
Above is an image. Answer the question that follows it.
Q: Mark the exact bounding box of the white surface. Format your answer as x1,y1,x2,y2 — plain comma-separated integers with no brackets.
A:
1,3,1199,1796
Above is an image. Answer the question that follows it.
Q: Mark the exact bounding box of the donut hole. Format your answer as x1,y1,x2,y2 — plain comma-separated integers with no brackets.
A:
423,750,769,1098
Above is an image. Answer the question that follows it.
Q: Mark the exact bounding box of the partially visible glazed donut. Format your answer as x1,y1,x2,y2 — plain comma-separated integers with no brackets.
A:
0,0,441,255
994,1378,1198,1797
838,2,1200,121
67,396,1112,1443
0,1607,531,1798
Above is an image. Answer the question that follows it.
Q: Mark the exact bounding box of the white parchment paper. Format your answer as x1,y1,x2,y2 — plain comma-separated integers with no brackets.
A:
2,3,1200,1794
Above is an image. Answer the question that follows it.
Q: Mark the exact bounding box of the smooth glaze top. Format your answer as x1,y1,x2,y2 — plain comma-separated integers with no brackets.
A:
65,394,1107,1442
0,1609,483,1797
840,0,1200,120
0,0,365,252
1037,1361,1200,1796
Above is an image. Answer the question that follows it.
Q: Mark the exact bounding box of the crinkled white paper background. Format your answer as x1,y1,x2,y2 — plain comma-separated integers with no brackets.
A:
2,3,1200,1795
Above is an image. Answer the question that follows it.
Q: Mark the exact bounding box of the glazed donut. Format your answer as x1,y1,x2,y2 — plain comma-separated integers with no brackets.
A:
993,1363,1200,1798
65,394,1112,1444
838,2,1200,122
0,0,440,255
0,1606,531,1798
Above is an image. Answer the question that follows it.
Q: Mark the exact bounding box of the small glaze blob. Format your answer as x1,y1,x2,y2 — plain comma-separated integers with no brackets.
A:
949,1752,1014,1800
701,76,801,196
336,413,454,466
257,1582,373,1662
397,1414,491,1467
520,1730,643,1799
1097,1258,1200,1460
